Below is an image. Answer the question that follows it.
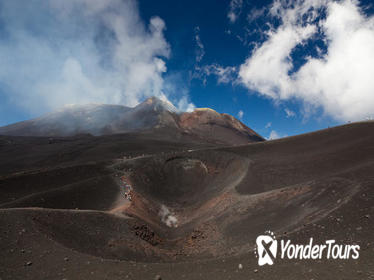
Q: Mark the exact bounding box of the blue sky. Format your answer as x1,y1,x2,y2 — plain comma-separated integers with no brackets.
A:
0,0,374,139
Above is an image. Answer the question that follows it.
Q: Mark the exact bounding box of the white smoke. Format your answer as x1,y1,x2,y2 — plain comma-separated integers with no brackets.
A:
0,0,194,117
158,205,178,228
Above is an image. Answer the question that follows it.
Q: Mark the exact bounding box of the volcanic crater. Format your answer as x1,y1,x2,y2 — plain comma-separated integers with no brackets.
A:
1,121,373,280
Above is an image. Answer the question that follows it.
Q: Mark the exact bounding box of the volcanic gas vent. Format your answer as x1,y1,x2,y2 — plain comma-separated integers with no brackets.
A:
129,150,250,206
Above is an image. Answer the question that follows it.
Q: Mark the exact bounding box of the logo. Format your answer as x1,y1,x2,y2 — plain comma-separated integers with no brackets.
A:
255,230,360,266
255,231,277,266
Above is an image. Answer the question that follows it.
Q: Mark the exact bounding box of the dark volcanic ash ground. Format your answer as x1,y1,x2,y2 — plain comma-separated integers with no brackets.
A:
0,121,374,279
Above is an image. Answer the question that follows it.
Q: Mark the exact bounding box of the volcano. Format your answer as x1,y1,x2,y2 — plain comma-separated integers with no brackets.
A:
0,103,373,279
0,97,264,145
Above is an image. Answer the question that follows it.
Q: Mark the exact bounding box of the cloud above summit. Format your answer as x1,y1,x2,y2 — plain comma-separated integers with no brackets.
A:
0,0,193,114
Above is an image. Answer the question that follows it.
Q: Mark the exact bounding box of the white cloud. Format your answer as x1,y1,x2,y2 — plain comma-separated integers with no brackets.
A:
268,129,287,140
239,18,317,99
0,0,193,115
163,72,195,112
228,0,243,23
285,108,296,118
238,110,244,119
239,0,374,122
268,130,280,140
197,64,237,85
247,7,267,23
265,122,272,128
191,27,237,86
194,26,205,63
178,96,196,112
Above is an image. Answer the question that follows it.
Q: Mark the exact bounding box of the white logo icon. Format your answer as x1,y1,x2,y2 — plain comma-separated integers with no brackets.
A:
255,230,360,266
256,231,277,266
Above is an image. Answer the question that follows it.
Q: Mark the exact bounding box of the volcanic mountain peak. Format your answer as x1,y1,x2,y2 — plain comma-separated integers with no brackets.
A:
179,108,264,144
180,108,247,133
141,96,178,113
0,96,264,144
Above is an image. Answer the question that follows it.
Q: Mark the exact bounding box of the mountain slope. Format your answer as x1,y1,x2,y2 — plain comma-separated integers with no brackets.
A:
179,108,264,143
0,104,131,137
0,97,264,145
0,121,373,279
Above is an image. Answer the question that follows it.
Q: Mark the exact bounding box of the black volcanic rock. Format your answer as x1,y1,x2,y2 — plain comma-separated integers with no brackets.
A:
0,97,264,145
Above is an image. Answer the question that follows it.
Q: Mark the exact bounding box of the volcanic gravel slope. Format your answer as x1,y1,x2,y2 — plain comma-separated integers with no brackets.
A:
0,122,374,279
